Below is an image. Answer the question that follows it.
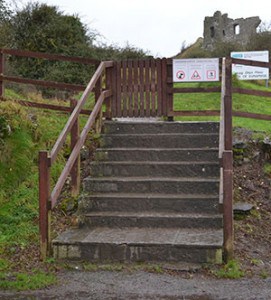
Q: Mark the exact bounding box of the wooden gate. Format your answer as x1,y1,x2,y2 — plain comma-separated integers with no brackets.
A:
107,58,172,118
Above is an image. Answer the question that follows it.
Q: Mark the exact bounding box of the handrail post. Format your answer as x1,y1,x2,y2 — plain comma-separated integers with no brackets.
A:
223,150,234,261
105,66,112,120
70,99,80,197
0,50,4,98
94,63,102,103
223,57,233,262
39,150,51,260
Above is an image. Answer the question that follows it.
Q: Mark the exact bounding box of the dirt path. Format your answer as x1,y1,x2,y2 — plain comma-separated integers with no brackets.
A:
0,270,271,299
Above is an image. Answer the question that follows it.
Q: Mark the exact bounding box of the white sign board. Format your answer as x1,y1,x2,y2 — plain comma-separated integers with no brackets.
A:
173,58,219,82
231,51,269,80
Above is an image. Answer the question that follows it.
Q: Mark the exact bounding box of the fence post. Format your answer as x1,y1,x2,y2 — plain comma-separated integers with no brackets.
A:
70,99,80,197
39,150,51,260
223,57,233,262
0,50,4,98
166,59,173,121
105,66,112,120
94,63,102,103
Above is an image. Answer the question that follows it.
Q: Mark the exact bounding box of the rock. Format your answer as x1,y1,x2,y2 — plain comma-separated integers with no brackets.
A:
234,202,254,214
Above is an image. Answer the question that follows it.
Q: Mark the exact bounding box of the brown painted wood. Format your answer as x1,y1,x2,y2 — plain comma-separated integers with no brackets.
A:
145,59,151,117
161,58,168,116
232,57,271,69
166,59,173,119
233,111,271,121
233,87,271,98
139,60,145,117
224,58,232,151
156,58,162,116
116,61,122,117
50,62,109,164
15,100,92,115
39,151,51,260
127,60,133,117
150,59,156,117
133,60,139,117
122,60,128,117
1,75,85,91
70,99,80,197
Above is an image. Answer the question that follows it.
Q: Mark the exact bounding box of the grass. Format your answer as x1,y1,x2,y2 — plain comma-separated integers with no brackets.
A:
173,79,271,133
213,260,245,279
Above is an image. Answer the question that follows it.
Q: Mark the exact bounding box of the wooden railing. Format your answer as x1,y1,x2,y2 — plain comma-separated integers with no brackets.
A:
0,48,100,114
38,61,113,259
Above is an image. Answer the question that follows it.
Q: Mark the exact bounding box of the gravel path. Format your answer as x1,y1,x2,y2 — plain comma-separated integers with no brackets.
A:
0,270,270,299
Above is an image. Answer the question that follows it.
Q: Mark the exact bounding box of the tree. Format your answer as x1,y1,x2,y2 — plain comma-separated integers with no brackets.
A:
0,0,12,47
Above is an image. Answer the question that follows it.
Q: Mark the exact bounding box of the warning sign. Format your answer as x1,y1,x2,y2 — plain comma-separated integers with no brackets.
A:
173,58,219,82
207,70,216,80
176,70,185,80
191,70,201,80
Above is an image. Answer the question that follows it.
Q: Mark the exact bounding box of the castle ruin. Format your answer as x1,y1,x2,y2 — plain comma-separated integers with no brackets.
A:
203,11,261,50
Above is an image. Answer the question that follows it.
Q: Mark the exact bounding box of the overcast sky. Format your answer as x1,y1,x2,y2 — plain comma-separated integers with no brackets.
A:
8,0,271,57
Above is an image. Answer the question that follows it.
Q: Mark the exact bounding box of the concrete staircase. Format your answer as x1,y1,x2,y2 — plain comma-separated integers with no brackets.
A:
53,120,223,264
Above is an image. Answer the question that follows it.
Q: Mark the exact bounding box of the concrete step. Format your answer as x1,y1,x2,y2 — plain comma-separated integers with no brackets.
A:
100,133,219,149
103,121,219,134
89,161,219,177
78,193,219,214
53,227,223,263
83,211,222,229
83,177,219,194
94,148,219,162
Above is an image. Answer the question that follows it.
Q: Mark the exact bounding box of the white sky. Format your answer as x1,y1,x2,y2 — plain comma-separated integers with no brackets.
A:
7,0,271,57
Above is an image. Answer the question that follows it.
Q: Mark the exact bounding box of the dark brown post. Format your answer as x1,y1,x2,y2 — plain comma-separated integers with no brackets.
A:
161,58,167,117
39,150,51,260
105,66,112,120
70,99,80,197
223,57,234,262
0,50,4,98
94,63,102,103
166,59,174,121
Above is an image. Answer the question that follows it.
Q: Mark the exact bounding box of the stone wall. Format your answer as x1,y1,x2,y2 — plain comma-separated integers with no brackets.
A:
203,11,261,50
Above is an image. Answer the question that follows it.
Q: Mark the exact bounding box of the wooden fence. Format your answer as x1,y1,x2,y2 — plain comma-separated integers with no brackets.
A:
1,49,271,261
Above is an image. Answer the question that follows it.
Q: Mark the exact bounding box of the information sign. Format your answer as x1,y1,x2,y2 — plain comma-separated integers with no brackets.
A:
173,58,219,82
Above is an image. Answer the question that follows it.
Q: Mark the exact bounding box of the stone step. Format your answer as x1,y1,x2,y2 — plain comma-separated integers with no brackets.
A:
103,121,219,134
89,161,219,177
100,133,219,149
83,177,219,194
53,227,223,263
94,148,219,162
78,193,219,214
83,211,222,229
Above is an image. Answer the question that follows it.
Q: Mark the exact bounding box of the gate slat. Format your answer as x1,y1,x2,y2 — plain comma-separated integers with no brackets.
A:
139,60,145,117
133,60,139,117
128,60,133,117
150,59,156,117
145,59,151,117
116,61,121,117
161,58,167,116
156,58,162,116
122,60,128,117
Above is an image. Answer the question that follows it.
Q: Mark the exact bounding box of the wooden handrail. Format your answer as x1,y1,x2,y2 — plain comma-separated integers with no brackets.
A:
39,60,113,259
231,57,271,69
50,61,113,164
50,89,111,207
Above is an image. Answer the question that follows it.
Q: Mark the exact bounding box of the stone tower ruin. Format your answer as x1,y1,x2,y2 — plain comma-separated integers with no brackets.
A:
203,11,261,50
